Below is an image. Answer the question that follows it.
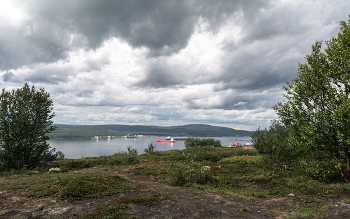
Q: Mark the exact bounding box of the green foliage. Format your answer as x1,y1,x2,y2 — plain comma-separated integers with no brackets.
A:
126,145,138,155
252,120,297,165
164,164,217,186
300,160,340,182
273,16,350,182
184,137,222,148
234,148,259,156
169,147,225,162
0,83,59,170
144,142,157,153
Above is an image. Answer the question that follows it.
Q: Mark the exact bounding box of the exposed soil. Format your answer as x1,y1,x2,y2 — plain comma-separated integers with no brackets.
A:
1,166,350,218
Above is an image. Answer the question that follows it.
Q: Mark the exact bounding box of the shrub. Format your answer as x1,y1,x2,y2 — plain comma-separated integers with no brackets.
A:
126,145,138,155
164,164,217,186
185,138,222,148
300,160,340,182
144,143,157,153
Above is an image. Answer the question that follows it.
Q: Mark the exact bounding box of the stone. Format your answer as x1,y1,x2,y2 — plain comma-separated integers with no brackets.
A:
48,168,61,173
201,166,211,171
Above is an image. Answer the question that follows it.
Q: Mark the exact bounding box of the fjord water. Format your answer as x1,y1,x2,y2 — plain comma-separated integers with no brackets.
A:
48,136,252,159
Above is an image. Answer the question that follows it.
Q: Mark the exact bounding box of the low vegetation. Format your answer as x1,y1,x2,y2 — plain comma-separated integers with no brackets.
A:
83,191,168,219
2,173,136,201
1,145,350,218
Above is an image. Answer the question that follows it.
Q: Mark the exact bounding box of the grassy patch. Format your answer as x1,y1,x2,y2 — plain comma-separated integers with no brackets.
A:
343,198,350,204
82,191,168,219
1,173,136,200
58,174,136,200
56,154,139,170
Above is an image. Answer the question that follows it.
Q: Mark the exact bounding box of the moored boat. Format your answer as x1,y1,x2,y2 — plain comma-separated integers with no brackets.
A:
92,136,99,140
226,142,242,147
166,136,187,140
123,135,138,139
158,139,175,143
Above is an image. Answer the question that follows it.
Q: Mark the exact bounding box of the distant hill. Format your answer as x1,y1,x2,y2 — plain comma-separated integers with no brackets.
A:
74,124,252,137
47,125,125,138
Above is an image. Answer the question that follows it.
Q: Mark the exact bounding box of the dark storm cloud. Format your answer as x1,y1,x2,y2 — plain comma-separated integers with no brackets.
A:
23,0,198,57
0,24,71,70
132,0,343,93
0,0,273,71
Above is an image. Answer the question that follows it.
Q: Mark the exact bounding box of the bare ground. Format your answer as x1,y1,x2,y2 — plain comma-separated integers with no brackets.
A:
1,166,350,218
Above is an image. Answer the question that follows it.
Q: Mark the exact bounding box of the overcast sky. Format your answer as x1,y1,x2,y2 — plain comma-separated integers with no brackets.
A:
0,0,349,130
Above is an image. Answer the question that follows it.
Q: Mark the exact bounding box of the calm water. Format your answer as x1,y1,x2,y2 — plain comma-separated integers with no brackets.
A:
48,136,252,159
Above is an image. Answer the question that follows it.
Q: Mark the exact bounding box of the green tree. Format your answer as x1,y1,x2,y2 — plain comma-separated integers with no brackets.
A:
0,83,59,170
273,16,350,182
184,137,221,148
252,120,296,165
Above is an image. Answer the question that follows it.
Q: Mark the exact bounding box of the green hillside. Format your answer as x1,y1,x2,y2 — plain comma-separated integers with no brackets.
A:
76,124,252,137
47,125,124,138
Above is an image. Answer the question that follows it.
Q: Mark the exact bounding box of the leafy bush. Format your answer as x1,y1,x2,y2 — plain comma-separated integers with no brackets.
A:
184,138,221,148
300,160,340,182
166,166,188,186
164,164,217,186
233,149,259,156
126,145,138,155
252,120,296,165
144,143,157,153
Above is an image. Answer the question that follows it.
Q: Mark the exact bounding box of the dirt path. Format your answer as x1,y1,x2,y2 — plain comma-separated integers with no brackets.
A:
0,167,349,218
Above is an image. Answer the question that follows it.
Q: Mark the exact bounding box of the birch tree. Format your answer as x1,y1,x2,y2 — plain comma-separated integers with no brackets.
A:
273,16,350,182
0,83,59,170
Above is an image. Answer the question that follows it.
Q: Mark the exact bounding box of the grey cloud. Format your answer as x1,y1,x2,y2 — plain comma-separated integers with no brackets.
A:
132,61,185,88
2,71,15,82
26,0,198,56
241,7,309,43
0,0,273,71
183,88,283,111
193,0,271,31
24,66,73,84
0,5,75,71
217,48,300,92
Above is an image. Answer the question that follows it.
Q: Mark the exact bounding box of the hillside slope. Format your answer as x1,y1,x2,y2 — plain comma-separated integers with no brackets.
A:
76,124,252,137
47,125,125,138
